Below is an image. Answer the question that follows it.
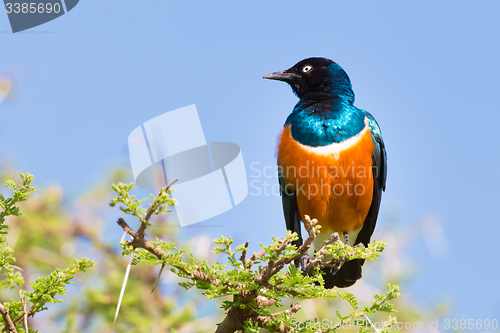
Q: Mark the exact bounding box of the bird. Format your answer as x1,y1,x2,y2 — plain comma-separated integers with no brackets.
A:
264,57,387,288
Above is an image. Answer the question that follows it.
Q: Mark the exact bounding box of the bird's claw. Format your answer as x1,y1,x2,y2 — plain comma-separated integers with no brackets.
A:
330,232,340,242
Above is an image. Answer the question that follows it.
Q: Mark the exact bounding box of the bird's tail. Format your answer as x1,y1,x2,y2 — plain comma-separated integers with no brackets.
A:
322,258,364,288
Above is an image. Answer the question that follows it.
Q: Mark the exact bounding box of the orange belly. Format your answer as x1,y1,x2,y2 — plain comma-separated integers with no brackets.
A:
277,124,375,234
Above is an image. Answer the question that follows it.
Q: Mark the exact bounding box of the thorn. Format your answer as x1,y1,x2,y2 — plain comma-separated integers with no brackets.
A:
119,231,127,244
363,312,380,333
114,248,135,325
151,264,165,293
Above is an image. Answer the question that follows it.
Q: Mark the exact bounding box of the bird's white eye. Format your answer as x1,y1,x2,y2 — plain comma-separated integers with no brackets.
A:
302,65,313,73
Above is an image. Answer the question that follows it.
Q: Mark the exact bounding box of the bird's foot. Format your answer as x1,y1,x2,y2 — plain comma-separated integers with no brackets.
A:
297,253,314,274
329,232,350,246
328,263,341,275
343,232,350,246
330,232,340,242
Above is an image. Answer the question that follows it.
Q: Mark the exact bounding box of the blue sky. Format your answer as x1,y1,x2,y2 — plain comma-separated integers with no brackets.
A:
1,0,500,325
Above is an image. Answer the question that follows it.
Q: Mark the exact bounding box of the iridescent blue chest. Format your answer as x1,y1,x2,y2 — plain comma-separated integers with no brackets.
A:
284,100,366,147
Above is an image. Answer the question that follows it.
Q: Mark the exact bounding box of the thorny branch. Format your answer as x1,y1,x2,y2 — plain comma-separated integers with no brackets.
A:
117,218,219,286
117,207,347,333
112,173,381,333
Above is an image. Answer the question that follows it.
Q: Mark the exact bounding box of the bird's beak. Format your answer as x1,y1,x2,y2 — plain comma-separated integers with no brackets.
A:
263,71,300,82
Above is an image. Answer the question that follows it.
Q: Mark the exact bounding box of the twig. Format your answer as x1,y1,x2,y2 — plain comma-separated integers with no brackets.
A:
13,306,35,326
255,217,320,287
164,178,179,192
239,242,249,268
259,281,300,298
0,303,18,333
272,303,301,317
117,218,218,286
143,178,178,223
306,232,341,273
255,295,276,307
245,304,301,333
19,291,28,333
247,249,267,269
137,178,178,238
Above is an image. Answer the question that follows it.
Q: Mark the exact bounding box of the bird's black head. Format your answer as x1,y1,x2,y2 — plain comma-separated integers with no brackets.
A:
264,57,354,103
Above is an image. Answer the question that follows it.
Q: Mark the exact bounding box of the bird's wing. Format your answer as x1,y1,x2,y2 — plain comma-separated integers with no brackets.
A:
278,170,303,247
355,112,387,246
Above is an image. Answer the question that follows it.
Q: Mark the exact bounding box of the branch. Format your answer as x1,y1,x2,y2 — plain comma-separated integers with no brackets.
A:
113,180,388,333
255,216,319,287
19,291,28,333
13,305,36,326
239,241,249,268
0,303,18,333
251,304,302,333
306,231,341,273
117,214,312,333
272,304,301,317
117,218,218,286
139,178,178,238
215,219,323,333
216,303,301,333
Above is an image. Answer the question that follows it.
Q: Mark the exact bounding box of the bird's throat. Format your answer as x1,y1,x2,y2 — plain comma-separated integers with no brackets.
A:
285,101,366,147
